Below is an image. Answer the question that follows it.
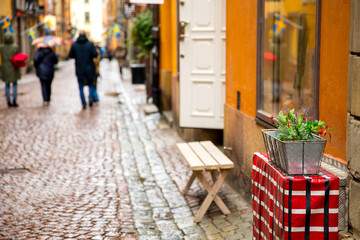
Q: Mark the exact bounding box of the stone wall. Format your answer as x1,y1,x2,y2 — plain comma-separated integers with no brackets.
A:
223,104,266,201
347,0,360,238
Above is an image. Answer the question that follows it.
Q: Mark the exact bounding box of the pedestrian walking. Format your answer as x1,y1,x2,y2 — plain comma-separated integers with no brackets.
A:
68,30,98,109
0,32,21,107
92,42,102,103
34,44,58,105
114,45,127,77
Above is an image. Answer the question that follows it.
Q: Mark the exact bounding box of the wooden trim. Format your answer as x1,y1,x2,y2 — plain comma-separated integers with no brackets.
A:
176,0,180,77
313,0,322,121
256,0,264,113
255,117,276,129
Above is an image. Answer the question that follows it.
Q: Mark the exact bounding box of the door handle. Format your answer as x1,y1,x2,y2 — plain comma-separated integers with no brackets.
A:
179,21,189,41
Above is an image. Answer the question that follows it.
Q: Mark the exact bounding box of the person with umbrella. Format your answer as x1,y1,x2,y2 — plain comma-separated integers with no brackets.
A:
33,42,58,105
0,32,21,107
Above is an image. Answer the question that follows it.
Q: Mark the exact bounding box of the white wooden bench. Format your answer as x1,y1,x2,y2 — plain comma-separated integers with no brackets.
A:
176,141,234,223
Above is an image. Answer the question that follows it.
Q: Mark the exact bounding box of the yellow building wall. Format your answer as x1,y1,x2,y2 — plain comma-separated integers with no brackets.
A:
0,0,13,65
319,0,350,161
226,0,258,117
0,0,13,18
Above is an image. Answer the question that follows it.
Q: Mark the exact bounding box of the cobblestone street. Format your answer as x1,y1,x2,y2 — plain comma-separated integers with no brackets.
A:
0,60,252,240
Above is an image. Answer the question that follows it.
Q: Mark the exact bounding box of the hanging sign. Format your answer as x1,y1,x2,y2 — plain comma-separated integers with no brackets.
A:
124,3,135,18
130,0,164,4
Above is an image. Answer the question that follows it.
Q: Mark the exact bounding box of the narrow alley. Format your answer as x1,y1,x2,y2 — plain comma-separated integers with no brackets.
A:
0,60,252,240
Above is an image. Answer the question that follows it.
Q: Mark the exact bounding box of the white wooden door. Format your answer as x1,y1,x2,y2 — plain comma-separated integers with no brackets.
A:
179,0,226,129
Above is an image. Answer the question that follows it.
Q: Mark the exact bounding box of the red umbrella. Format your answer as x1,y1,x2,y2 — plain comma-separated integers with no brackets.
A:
11,53,28,69
264,52,277,60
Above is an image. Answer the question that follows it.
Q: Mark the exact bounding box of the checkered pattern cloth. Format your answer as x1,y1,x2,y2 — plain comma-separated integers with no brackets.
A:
252,153,339,240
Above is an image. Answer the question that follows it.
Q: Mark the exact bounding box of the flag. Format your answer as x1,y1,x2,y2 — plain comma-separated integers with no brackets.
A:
28,28,37,41
273,16,286,35
1,17,14,34
43,22,51,34
111,23,121,39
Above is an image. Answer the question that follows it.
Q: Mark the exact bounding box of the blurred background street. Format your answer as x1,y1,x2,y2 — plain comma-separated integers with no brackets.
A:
1,0,357,238
0,60,252,239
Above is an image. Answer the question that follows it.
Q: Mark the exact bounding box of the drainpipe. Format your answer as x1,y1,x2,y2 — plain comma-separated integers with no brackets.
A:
152,4,161,110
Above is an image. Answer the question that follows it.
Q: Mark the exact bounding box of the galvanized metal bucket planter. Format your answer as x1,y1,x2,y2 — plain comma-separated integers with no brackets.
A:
262,129,327,175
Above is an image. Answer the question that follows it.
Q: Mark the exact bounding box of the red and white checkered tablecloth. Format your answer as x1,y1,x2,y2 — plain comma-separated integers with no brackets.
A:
252,152,339,240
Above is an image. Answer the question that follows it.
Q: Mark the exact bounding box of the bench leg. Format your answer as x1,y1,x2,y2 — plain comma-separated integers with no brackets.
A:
193,169,231,223
182,172,196,195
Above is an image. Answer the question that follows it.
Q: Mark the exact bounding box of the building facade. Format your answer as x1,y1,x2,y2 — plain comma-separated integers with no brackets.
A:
159,0,359,237
70,0,103,42
0,0,43,73
54,0,72,59
0,0,15,69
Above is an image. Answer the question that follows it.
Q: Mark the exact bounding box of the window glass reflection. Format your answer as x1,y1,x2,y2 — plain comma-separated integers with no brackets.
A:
260,0,317,119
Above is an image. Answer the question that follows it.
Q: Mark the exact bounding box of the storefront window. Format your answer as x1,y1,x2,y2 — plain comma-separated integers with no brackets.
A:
257,0,320,124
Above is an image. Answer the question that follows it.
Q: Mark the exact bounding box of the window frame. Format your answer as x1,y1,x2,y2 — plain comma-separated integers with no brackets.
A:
255,0,322,127
85,11,90,23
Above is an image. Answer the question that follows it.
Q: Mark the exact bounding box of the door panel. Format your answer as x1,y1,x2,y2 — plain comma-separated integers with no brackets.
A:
192,38,214,74
180,0,226,129
192,81,215,116
192,0,215,30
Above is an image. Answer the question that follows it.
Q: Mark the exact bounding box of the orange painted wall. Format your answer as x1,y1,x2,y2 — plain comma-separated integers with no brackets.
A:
160,0,172,71
226,0,350,160
319,0,350,161
170,0,178,76
159,0,177,76
226,0,258,117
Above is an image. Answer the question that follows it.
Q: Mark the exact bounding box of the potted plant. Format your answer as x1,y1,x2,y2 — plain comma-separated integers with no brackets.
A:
128,10,153,84
262,108,332,175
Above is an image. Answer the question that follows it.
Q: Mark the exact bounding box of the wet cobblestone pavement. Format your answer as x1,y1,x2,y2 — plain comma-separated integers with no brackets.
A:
0,60,252,239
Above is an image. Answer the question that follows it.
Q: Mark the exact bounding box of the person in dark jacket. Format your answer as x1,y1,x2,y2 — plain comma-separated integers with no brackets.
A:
68,30,98,109
0,32,21,107
34,44,58,105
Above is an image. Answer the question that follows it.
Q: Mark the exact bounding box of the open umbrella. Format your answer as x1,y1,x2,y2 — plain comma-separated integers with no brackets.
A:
11,53,28,69
264,52,277,61
32,35,65,47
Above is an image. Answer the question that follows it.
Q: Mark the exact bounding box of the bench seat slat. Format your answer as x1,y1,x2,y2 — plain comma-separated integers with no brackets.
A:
177,143,205,171
200,141,234,169
188,142,219,170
